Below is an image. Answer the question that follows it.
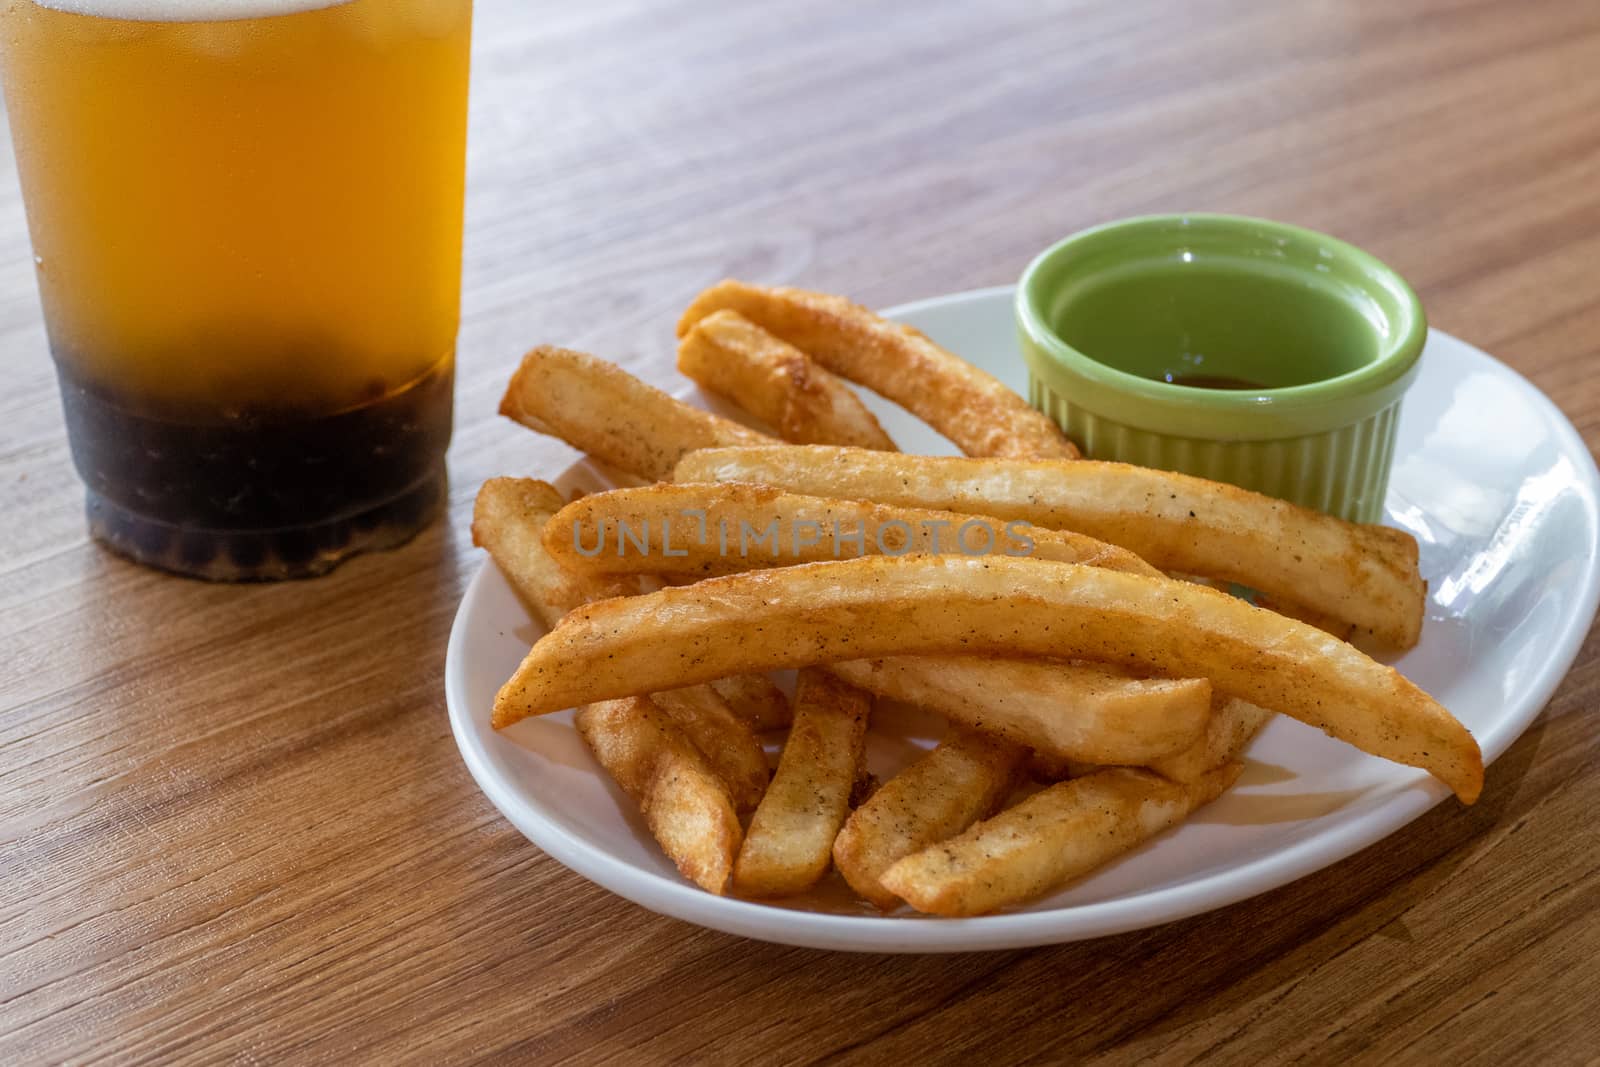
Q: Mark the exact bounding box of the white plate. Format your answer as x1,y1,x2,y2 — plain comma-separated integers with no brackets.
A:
445,286,1600,952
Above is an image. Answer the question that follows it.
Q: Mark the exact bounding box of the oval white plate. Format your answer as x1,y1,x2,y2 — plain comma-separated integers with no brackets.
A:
446,286,1600,952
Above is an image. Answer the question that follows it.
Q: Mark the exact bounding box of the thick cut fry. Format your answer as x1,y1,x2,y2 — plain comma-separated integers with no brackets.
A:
1025,751,1076,784
498,346,772,481
1149,698,1275,783
1254,592,1356,643
1055,697,1275,781
677,281,1078,460
675,446,1425,649
1172,572,1356,642
529,481,1207,765
881,764,1241,915
826,657,1209,764
708,673,792,731
545,483,1205,765
575,698,742,895
833,732,1024,909
474,477,769,812
679,310,896,451
471,477,641,623
544,482,1159,579
732,670,871,897
649,686,771,814
493,556,1481,803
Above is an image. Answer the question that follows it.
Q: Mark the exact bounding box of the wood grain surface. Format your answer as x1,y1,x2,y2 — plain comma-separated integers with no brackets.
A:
4,0,1600,1062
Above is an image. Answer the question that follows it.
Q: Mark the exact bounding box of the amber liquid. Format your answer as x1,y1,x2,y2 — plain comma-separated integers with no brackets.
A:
0,0,471,577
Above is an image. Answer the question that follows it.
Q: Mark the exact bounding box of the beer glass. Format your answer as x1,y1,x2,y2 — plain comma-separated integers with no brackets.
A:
0,0,472,579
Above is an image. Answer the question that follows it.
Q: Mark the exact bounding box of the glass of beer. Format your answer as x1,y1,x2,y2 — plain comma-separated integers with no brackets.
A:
0,0,471,579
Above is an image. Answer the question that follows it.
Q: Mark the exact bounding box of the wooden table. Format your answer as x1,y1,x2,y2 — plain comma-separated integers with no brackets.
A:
5,0,1599,1061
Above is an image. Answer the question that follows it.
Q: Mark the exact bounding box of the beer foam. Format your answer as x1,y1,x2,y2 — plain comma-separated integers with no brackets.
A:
30,0,354,20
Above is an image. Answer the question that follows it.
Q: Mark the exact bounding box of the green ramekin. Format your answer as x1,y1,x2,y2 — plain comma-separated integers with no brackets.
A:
1015,214,1426,522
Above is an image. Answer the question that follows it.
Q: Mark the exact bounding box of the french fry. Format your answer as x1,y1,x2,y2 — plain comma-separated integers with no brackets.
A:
498,346,772,481
536,479,1208,765
542,482,1160,579
1254,592,1357,644
471,477,640,622
1052,697,1275,782
649,686,772,814
473,478,791,737
880,764,1241,915
1148,698,1275,783
675,446,1425,649
575,698,742,894
708,673,792,731
1025,751,1077,784
679,310,896,450
825,657,1210,764
832,731,1024,909
677,281,1078,460
1170,572,1356,642
731,670,871,897
474,478,769,814
492,555,1482,803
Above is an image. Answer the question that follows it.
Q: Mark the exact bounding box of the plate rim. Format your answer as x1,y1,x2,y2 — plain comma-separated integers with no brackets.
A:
445,286,1600,952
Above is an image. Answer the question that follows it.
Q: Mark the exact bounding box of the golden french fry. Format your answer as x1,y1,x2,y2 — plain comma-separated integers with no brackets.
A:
675,445,1425,649
471,477,642,623
649,686,771,815
539,480,1207,765
708,673,792,731
677,281,1078,460
731,670,871,897
832,731,1023,909
492,555,1481,803
679,310,896,451
880,764,1241,915
1148,698,1275,783
825,656,1209,764
498,346,772,481
1170,572,1356,642
533,480,1206,813
575,698,742,895
1254,591,1357,643
474,477,769,813
1025,751,1077,784
542,481,1160,579
1056,697,1276,783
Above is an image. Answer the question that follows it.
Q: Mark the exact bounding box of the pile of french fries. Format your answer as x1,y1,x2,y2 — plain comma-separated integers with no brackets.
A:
474,280,1483,917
